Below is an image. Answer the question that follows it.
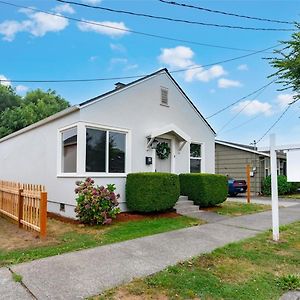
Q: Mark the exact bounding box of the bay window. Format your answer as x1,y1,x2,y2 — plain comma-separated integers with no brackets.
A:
59,123,127,176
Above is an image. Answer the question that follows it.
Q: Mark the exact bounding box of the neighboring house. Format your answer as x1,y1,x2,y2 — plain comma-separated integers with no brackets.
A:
0,69,216,218
215,140,286,195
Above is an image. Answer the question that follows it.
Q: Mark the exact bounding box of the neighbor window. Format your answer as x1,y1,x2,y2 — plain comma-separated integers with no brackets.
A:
62,127,77,173
190,143,202,173
85,127,126,173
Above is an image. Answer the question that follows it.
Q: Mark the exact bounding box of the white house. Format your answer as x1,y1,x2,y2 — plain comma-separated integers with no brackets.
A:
0,69,215,218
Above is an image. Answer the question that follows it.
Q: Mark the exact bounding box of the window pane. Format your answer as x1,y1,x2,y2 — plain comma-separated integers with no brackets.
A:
190,143,201,158
86,128,106,172
190,159,201,173
109,132,126,173
62,127,77,173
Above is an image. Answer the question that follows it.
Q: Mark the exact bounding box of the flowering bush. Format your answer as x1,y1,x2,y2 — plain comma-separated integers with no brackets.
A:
74,178,121,225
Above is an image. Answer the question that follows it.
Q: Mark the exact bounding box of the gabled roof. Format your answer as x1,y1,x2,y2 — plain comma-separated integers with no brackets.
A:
216,140,270,157
0,68,215,143
79,68,216,135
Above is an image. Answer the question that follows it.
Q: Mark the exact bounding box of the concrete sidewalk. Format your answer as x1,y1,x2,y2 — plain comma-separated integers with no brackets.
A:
2,204,300,300
227,196,300,207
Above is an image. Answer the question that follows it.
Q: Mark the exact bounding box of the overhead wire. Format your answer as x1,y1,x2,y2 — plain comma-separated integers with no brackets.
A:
158,0,293,25
55,0,294,31
216,81,274,134
256,105,291,143
205,80,275,119
0,1,277,53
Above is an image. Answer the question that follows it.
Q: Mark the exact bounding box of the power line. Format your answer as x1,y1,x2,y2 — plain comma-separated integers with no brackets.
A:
219,114,263,134
206,80,275,119
217,82,273,134
0,42,278,84
0,1,275,54
56,0,294,31
158,0,293,25
256,105,291,143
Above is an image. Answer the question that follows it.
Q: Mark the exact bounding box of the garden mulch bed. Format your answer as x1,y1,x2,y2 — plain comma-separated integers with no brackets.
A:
115,211,180,222
48,211,180,224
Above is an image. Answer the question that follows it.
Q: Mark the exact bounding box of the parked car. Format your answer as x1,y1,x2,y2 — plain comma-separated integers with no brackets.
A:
228,179,247,196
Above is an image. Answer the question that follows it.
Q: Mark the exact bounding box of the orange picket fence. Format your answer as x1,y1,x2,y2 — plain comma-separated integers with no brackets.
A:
0,180,47,237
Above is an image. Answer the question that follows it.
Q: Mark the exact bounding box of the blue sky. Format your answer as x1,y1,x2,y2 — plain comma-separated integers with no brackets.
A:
0,0,299,146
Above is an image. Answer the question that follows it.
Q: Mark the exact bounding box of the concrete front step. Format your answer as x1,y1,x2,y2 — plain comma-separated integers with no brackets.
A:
175,195,200,216
176,206,199,216
178,195,188,202
174,202,196,209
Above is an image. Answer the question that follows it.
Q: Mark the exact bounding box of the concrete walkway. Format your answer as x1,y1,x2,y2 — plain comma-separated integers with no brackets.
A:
1,204,300,300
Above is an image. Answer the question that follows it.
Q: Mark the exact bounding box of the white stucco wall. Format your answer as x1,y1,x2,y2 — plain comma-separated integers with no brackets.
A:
0,71,215,218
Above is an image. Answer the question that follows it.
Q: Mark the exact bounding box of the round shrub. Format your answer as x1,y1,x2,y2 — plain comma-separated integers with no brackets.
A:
74,178,121,225
179,173,227,207
262,175,293,196
126,172,180,213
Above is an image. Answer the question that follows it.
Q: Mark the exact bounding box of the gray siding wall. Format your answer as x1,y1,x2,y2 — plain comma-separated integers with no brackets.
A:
215,144,266,194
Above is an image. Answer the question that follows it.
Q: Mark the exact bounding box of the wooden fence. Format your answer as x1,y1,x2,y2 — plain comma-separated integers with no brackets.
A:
0,180,47,238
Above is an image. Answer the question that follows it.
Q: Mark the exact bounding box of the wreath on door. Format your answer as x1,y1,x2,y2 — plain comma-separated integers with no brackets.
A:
156,142,171,160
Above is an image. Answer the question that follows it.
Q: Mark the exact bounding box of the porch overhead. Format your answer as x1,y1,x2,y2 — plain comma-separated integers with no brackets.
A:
147,123,191,151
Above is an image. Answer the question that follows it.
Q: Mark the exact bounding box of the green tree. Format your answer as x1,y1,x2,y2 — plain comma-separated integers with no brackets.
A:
0,89,70,138
0,85,21,113
269,24,300,102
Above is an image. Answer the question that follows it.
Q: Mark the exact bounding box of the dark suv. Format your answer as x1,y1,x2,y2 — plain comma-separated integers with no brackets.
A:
228,179,247,196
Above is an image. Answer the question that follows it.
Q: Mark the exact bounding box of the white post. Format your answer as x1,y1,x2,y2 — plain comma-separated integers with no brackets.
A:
270,134,279,241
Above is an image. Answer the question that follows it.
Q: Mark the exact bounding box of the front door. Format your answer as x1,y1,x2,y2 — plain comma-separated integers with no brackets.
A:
155,138,171,173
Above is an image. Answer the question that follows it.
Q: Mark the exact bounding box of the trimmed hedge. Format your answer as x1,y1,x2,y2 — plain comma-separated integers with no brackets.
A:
179,173,227,207
126,172,180,212
262,175,300,195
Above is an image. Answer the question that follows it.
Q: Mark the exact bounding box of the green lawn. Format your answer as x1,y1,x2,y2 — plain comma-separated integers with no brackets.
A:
0,215,203,267
284,194,300,200
98,222,300,300
206,201,271,216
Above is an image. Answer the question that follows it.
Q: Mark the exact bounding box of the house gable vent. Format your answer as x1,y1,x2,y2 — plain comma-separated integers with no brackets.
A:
161,87,169,106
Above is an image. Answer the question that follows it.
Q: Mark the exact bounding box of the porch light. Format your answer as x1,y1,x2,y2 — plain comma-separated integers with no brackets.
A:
151,138,159,149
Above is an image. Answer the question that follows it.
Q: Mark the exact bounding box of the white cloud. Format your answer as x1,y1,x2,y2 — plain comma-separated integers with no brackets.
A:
233,100,272,116
16,85,29,94
0,20,31,41
158,46,194,68
0,74,11,86
276,93,295,109
78,20,129,37
158,46,226,82
218,78,242,88
27,12,69,37
237,64,248,71
110,43,126,52
53,4,75,14
185,65,226,82
81,0,102,4
0,9,69,41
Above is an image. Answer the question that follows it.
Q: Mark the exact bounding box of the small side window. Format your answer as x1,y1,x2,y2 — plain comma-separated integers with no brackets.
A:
161,88,168,106
190,143,202,173
62,127,77,173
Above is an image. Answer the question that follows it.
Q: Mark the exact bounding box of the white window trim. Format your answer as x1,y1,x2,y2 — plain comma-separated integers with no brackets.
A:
57,121,131,177
189,142,205,173
57,124,78,176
